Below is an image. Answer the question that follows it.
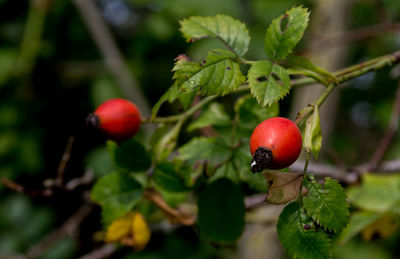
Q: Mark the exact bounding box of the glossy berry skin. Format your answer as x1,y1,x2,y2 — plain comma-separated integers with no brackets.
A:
91,98,141,142
250,117,302,170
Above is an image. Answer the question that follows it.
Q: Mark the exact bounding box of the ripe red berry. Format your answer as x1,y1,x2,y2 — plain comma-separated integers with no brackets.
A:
87,98,141,142
249,117,302,172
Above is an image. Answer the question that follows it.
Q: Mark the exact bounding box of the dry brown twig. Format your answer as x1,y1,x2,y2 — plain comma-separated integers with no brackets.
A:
55,136,75,185
144,188,196,226
367,81,400,172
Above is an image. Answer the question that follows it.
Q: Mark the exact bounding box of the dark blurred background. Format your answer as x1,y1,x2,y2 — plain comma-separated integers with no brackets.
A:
1,0,400,258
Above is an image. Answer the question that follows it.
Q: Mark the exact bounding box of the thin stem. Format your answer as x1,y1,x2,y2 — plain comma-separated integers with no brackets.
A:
303,152,311,175
146,96,217,123
298,151,311,203
291,49,400,88
296,49,400,124
150,49,400,125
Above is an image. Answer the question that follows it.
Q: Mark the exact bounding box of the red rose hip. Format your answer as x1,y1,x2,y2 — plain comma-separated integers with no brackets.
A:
87,98,141,142
250,117,302,172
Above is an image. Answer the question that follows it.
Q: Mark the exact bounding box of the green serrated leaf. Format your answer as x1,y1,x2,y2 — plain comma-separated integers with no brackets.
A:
235,94,279,130
303,176,349,232
180,14,250,56
278,202,331,259
188,102,231,131
197,178,245,244
347,173,400,213
178,137,231,167
337,211,381,245
248,60,291,106
264,6,310,61
174,49,245,96
303,105,322,159
91,172,143,225
284,55,337,86
108,139,151,172
211,160,240,183
178,137,268,191
153,162,189,193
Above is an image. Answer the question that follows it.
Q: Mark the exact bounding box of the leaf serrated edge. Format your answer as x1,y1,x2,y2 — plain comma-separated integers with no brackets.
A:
248,62,291,107
265,6,310,61
277,202,332,259
179,14,250,57
303,177,349,233
174,50,245,96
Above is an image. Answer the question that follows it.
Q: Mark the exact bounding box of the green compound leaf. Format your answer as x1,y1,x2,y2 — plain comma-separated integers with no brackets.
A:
108,139,151,172
303,105,322,159
91,172,143,225
278,202,331,259
248,60,291,106
153,162,189,193
235,94,279,130
174,49,245,96
347,173,400,213
178,137,231,167
284,55,337,86
178,137,268,192
188,102,231,132
197,178,245,244
303,176,349,232
264,6,310,61
337,211,381,245
180,14,250,56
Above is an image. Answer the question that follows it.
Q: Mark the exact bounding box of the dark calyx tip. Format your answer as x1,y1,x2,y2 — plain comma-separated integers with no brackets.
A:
250,146,273,173
86,113,100,128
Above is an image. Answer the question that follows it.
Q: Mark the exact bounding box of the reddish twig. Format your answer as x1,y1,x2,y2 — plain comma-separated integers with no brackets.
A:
367,81,400,171
1,178,53,197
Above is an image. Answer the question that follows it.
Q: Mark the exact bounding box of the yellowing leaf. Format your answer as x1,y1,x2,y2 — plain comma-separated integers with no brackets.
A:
105,211,151,251
130,212,151,251
105,212,133,243
361,213,400,241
